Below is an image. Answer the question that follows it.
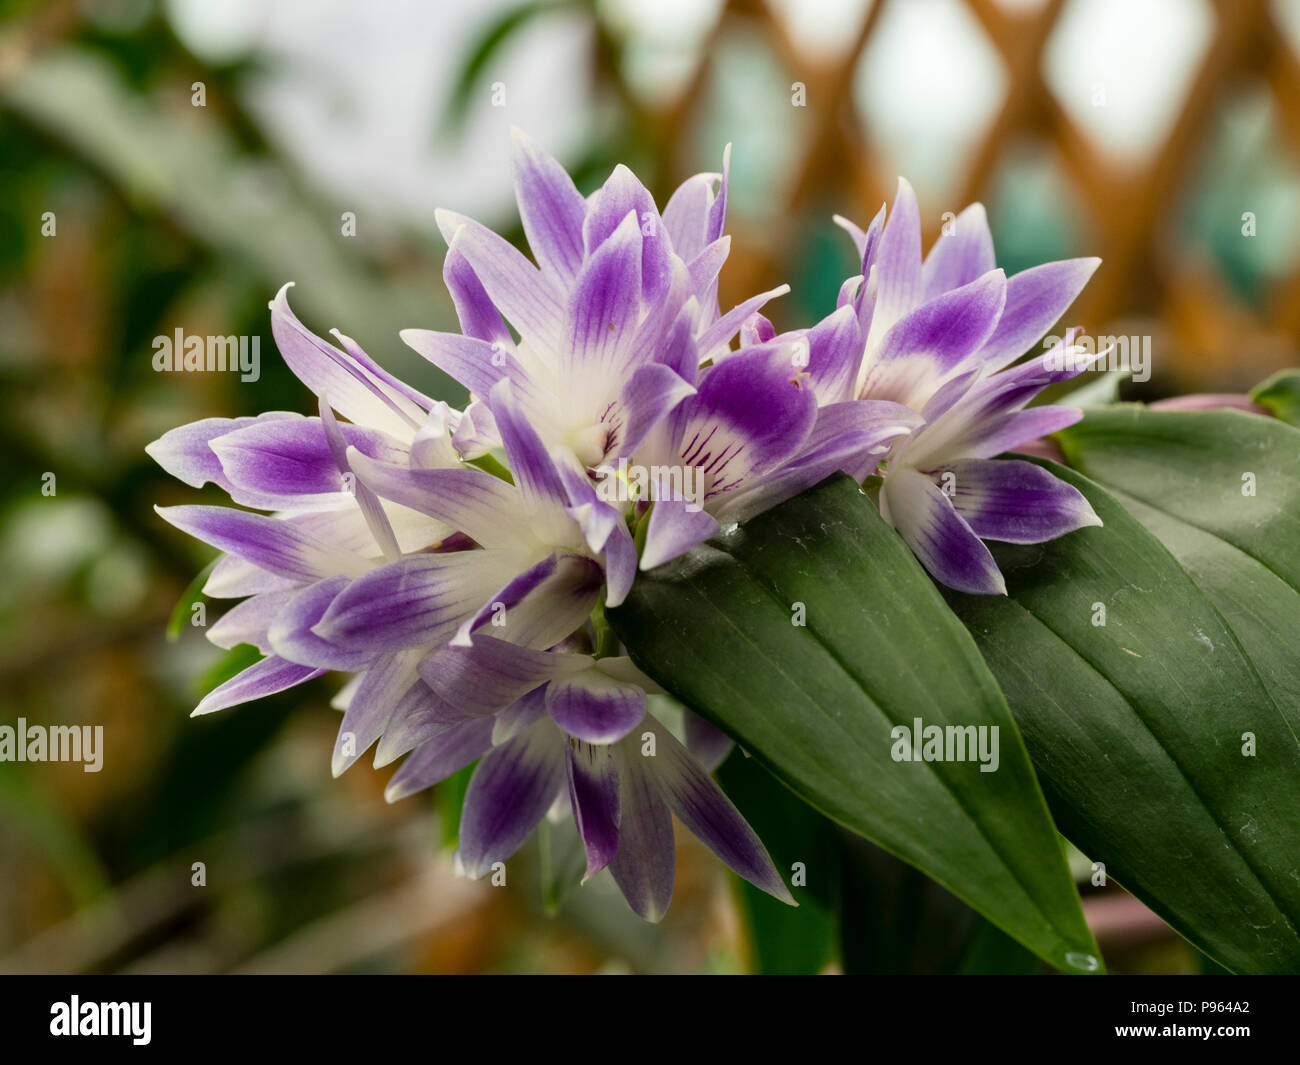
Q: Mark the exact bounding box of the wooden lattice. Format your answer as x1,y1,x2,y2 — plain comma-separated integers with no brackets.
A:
634,0,1300,389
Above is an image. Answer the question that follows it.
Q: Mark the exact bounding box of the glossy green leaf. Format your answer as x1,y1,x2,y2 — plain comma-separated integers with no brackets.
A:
1057,407,1300,589
1058,406,1300,727
610,475,1100,973
946,453,1300,973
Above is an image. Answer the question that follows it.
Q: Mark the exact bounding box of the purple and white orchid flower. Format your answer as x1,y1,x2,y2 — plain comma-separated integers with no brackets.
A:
382,647,774,922
626,336,920,569
148,286,460,737
147,140,807,923
821,179,1105,594
399,129,900,579
401,129,784,483
150,131,1112,924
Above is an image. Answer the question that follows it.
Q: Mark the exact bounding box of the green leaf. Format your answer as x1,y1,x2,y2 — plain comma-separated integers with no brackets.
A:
1057,407,1300,588
733,878,836,975
536,817,587,915
436,762,475,851
957,919,1045,974
1056,369,1130,408
166,557,216,641
1058,407,1300,718
198,643,262,694
1250,368,1300,426
716,752,838,974
610,475,1100,973
719,751,1040,974
466,451,515,485
837,830,1042,974
945,453,1300,973
440,0,584,137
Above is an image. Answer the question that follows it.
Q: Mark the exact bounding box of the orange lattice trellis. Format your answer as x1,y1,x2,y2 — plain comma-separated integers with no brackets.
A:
620,0,1300,390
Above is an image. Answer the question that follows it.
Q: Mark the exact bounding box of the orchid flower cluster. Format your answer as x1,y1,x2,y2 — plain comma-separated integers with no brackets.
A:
149,130,1102,921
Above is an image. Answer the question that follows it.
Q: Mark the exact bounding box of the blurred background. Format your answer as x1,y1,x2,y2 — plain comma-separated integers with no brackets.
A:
1,0,1295,974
